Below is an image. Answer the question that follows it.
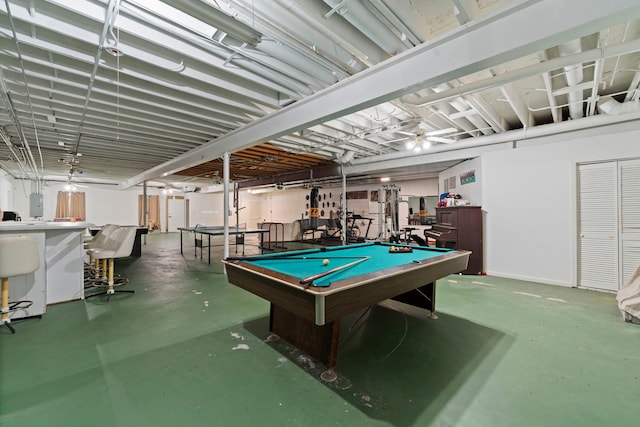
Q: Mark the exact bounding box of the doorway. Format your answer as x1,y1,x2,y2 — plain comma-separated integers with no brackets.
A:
166,196,186,232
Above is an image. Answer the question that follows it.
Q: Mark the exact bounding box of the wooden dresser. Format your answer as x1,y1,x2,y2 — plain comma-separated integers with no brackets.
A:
425,206,484,274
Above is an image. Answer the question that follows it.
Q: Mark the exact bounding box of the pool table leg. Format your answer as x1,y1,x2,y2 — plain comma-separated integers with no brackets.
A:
390,282,437,318
269,304,341,380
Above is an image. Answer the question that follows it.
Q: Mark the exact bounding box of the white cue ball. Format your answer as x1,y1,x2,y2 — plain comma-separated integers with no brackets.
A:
323,259,329,266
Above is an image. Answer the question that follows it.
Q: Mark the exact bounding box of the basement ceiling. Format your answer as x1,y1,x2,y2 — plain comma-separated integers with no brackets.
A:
1,0,640,189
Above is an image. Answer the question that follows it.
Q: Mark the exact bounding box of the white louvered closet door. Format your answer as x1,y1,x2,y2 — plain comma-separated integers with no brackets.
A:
578,162,619,291
620,159,640,286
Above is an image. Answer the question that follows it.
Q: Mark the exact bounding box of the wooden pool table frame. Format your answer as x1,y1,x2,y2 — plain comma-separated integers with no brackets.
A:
223,243,470,378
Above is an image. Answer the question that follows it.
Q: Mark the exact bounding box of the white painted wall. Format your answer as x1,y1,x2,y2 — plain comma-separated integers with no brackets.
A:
480,121,640,286
9,180,164,226
187,190,263,228
438,157,482,205
0,170,13,212
187,192,226,226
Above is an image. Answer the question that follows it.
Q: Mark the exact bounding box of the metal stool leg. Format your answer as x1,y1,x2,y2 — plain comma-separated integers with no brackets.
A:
1,277,15,334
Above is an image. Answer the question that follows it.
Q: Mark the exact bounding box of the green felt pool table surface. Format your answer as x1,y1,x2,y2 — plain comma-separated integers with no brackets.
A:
244,242,458,287
224,241,470,315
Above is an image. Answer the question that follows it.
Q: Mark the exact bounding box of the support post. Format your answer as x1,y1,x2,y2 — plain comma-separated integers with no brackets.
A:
223,152,230,265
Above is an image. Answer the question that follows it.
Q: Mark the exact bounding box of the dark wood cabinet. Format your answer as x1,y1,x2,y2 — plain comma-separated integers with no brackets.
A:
426,206,483,275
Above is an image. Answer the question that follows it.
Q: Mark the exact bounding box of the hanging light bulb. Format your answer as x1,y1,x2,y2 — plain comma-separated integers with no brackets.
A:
414,137,423,152
405,140,416,150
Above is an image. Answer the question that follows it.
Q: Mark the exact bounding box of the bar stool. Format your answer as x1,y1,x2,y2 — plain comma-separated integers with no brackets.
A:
85,226,137,301
0,235,40,334
84,224,120,287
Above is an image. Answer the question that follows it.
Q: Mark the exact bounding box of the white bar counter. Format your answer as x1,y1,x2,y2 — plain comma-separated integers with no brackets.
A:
0,221,90,319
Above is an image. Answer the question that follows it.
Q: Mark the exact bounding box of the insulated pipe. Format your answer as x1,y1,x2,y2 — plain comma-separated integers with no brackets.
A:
272,0,387,65
322,0,408,55
115,2,311,99
259,39,339,87
558,40,585,119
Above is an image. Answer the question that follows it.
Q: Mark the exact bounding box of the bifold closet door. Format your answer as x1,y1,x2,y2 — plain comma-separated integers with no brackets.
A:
578,162,619,291
620,159,640,286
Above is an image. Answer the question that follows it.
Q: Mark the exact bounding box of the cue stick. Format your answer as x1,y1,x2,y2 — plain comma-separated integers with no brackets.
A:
225,255,366,261
299,256,371,286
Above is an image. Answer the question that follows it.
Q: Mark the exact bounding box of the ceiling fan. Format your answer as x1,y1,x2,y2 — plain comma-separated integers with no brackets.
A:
379,123,458,151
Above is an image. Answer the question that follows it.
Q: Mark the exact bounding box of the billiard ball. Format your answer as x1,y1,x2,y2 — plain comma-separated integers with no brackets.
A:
323,259,329,266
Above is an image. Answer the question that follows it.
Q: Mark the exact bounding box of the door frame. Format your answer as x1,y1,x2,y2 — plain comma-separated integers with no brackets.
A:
165,195,185,232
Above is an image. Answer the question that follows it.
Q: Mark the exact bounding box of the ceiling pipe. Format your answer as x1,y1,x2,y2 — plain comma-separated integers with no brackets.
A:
161,0,262,47
558,39,585,119
258,39,342,88
2,1,43,186
322,0,408,55
117,1,315,99
220,0,370,81
269,0,385,66
367,0,422,46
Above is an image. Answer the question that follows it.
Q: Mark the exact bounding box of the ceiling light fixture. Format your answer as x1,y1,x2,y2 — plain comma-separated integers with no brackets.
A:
406,137,431,153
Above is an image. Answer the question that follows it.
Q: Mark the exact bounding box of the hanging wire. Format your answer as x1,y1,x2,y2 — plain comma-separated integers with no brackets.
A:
3,0,44,192
116,20,120,142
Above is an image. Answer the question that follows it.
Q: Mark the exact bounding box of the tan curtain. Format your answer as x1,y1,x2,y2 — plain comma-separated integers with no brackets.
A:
138,195,160,230
138,195,144,226
55,191,86,220
55,191,67,218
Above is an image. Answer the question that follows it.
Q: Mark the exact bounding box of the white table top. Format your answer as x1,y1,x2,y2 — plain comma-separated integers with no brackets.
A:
0,221,93,232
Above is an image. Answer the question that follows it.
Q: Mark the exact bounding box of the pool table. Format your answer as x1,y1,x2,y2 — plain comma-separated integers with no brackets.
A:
223,241,470,380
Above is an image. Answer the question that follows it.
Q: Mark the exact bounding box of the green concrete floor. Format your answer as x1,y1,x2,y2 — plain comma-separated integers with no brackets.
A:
1,232,639,427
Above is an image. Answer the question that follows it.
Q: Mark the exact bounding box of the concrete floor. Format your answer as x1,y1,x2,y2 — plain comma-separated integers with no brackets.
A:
1,232,639,426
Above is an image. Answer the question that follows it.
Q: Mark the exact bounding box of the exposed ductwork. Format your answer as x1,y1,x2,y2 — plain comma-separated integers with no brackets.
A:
558,39,585,119
348,108,640,171
598,96,640,115
322,0,409,55
3,0,640,188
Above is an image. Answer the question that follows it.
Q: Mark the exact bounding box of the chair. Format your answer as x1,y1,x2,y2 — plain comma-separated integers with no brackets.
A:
0,236,40,334
85,224,120,251
410,234,428,246
85,226,137,301
84,224,120,284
